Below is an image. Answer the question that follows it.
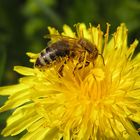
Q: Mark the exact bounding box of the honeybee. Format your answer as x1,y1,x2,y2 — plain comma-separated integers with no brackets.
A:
35,35,101,76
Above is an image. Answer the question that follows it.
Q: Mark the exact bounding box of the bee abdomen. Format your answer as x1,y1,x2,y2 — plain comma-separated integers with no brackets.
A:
42,48,57,64
35,56,46,67
35,40,70,68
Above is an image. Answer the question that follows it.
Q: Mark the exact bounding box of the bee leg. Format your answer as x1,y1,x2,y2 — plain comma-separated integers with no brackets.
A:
58,64,64,77
73,62,79,75
77,61,90,70
73,56,85,75
83,61,90,68
58,61,67,77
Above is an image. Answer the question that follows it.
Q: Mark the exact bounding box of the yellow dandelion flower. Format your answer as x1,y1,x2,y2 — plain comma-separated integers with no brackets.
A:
0,23,140,140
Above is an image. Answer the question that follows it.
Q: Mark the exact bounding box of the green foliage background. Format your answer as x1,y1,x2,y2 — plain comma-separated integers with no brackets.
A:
0,0,140,139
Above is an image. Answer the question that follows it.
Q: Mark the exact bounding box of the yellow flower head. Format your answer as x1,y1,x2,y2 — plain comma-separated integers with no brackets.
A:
0,23,140,140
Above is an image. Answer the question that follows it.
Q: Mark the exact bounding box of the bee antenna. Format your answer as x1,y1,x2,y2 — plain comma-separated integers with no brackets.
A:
98,53,105,66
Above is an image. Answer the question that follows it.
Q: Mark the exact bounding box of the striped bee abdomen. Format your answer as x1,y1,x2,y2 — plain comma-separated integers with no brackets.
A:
35,40,70,68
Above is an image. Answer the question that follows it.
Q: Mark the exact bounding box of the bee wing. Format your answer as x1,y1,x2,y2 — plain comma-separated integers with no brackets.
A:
45,34,87,53
45,34,81,49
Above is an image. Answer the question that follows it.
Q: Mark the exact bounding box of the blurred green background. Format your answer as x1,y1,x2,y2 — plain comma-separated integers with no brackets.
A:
0,0,140,139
